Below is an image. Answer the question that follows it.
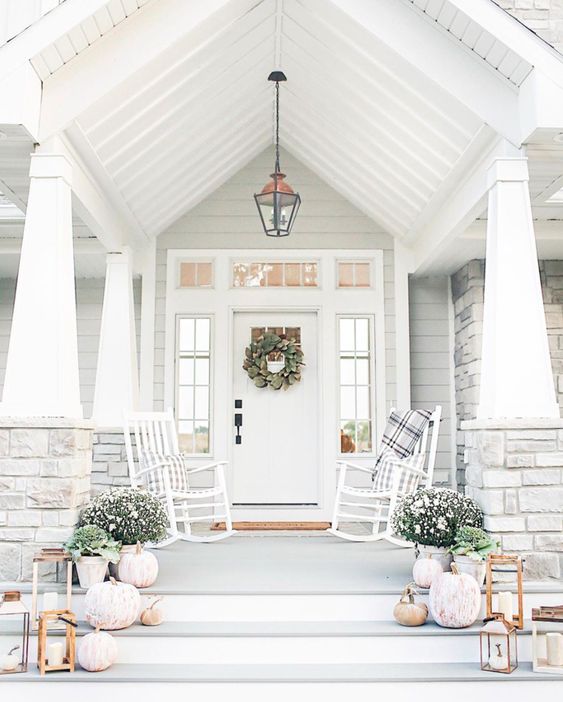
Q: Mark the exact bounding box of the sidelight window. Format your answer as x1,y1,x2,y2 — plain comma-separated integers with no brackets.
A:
338,317,373,454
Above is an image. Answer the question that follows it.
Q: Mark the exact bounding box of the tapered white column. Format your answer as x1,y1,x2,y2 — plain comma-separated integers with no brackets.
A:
92,250,139,427
478,157,559,419
1,153,82,417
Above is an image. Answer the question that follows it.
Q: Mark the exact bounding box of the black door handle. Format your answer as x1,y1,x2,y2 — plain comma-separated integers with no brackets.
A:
234,412,242,444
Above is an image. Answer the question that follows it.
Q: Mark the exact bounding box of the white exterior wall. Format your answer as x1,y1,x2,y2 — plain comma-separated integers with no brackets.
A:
153,148,397,415
0,276,141,418
409,276,455,486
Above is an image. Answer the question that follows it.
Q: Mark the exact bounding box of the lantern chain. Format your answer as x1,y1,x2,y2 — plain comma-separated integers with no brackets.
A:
275,79,280,174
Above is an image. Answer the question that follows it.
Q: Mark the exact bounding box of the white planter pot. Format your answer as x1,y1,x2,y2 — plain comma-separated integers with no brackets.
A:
76,556,108,589
453,555,486,587
417,545,452,572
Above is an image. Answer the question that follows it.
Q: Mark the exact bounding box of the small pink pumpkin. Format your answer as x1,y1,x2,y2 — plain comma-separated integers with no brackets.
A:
429,564,481,628
413,554,444,589
118,542,159,588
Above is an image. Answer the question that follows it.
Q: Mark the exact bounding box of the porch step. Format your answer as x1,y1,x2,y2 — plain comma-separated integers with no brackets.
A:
3,662,561,702
0,619,535,664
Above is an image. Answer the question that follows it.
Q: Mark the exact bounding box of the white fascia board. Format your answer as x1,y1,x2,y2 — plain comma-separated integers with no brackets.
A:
0,61,41,138
410,137,521,275
38,134,145,252
519,70,563,140
325,0,522,145
447,0,563,85
38,0,246,141
0,0,112,80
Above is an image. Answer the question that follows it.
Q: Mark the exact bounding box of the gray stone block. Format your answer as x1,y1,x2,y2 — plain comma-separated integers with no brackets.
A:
536,452,563,466
502,534,534,551
522,468,561,485
528,515,562,531
0,543,20,580
520,487,563,512
482,470,522,488
483,516,526,532
524,552,561,580
0,493,25,509
0,431,8,456
535,534,563,552
0,459,41,476
7,511,41,527
506,454,535,468
504,489,518,514
34,526,74,542
477,431,504,467
0,527,35,541
26,479,77,509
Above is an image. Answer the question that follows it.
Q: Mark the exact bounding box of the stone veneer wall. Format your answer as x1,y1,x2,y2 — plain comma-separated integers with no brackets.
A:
0,419,93,581
452,260,563,486
464,420,563,580
91,429,134,494
499,0,563,53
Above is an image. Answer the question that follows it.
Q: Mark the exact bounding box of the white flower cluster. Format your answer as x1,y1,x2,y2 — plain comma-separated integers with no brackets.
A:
80,487,168,545
391,487,482,547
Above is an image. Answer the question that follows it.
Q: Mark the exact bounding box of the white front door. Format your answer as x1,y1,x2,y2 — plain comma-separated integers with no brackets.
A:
232,311,319,507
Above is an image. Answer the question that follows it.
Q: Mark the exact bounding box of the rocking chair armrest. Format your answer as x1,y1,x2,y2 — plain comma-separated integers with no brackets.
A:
336,461,374,475
184,461,228,475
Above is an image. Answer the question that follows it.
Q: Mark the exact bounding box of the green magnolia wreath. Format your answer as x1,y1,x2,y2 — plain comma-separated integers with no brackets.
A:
243,331,305,390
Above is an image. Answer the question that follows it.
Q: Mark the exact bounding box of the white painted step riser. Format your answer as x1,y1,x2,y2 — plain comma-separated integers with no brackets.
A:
1,634,533,665
65,591,563,622
5,681,563,700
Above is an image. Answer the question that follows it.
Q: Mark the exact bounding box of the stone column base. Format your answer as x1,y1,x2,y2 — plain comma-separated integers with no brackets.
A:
462,418,563,580
0,417,93,581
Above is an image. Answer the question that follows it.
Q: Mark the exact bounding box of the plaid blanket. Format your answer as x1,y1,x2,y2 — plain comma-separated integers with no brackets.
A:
372,447,425,493
375,409,433,470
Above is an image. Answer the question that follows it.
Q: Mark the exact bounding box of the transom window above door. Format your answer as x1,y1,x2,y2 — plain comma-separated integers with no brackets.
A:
232,261,318,288
176,317,211,454
338,317,374,454
178,260,214,288
337,261,371,288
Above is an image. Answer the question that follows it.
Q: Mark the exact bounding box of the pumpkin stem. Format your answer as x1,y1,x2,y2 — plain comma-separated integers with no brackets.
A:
8,646,19,656
109,576,117,586
148,596,162,610
94,626,101,634
136,541,142,556
401,581,419,604
450,563,459,575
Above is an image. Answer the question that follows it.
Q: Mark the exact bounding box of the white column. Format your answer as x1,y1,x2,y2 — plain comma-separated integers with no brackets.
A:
394,240,412,409
92,250,139,427
1,153,82,418
478,157,559,419
139,241,156,411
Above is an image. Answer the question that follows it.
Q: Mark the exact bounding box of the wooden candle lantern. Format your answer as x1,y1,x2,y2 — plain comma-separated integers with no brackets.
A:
31,548,72,631
480,615,518,674
37,610,77,675
485,554,523,630
0,591,30,675
532,606,563,675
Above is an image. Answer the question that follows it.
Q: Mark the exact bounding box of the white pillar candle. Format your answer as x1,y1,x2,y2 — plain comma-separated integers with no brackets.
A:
497,591,513,621
42,592,58,611
546,632,563,666
47,642,64,667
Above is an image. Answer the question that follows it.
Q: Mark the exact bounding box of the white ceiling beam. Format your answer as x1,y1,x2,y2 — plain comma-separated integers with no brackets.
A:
321,0,522,145
411,137,522,274
38,133,147,251
39,0,263,140
0,61,42,139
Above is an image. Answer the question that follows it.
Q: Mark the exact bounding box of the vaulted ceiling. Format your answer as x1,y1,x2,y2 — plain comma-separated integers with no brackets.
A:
2,0,563,271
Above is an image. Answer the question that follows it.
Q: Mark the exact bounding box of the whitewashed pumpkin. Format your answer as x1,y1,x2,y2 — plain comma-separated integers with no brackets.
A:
78,627,118,672
118,542,158,588
429,564,481,628
413,554,444,589
85,577,140,630
393,583,428,627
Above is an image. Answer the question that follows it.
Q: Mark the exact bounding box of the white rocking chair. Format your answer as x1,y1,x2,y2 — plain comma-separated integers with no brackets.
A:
328,406,442,544
124,410,236,545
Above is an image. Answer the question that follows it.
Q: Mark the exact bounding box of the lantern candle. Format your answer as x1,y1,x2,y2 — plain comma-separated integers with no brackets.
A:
546,632,563,666
42,592,58,612
497,591,513,621
47,642,64,667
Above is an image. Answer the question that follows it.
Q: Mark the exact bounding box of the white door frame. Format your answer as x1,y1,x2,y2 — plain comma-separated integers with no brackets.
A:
164,249,387,521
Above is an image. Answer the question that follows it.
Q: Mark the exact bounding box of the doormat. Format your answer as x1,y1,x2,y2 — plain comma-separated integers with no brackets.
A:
211,521,331,531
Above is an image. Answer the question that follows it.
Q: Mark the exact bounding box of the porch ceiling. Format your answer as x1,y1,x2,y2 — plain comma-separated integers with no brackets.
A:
2,0,563,263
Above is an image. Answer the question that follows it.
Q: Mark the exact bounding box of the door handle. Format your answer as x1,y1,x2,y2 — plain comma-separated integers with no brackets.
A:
234,412,242,444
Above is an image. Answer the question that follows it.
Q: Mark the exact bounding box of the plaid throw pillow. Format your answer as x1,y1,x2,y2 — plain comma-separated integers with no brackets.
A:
376,409,433,466
139,449,190,494
372,448,425,493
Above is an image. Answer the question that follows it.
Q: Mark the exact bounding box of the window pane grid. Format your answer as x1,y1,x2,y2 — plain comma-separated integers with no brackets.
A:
337,261,371,288
177,317,211,454
179,261,214,288
339,317,373,454
232,261,318,288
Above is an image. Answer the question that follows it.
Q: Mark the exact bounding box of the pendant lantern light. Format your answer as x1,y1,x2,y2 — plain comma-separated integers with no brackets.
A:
254,71,301,237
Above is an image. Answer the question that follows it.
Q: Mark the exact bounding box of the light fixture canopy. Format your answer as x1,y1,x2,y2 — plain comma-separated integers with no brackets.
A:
254,71,301,237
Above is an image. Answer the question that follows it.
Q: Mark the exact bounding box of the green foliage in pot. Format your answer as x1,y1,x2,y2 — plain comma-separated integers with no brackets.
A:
64,525,121,564
449,526,500,561
80,487,168,545
390,487,483,548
